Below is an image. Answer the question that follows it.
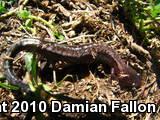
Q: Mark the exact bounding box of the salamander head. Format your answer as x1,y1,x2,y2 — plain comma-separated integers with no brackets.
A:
118,67,141,88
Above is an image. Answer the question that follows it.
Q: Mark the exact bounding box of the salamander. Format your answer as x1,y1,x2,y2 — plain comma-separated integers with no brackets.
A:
3,38,141,92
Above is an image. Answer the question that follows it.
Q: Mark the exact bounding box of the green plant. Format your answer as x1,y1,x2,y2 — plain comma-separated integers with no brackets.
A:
24,52,52,93
17,9,36,34
0,73,19,90
24,52,38,89
0,1,7,14
0,82,19,90
150,1,160,18
17,9,64,39
120,0,160,39
0,0,17,14
17,9,31,20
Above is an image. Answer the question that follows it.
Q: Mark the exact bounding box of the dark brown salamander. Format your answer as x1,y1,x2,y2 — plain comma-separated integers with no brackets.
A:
4,38,141,92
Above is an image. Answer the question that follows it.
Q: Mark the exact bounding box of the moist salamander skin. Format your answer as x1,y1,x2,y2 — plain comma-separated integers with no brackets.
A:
3,38,141,93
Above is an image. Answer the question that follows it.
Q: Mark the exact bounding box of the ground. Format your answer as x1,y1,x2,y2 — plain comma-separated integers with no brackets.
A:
0,0,159,120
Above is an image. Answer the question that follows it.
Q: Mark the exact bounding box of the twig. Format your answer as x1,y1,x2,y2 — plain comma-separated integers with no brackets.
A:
13,53,26,64
19,0,29,10
53,70,57,84
2,32,24,37
0,73,5,81
134,78,157,100
90,72,100,102
0,8,18,20
130,42,152,59
34,22,55,41
143,78,157,89
144,17,160,25
28,15,59,34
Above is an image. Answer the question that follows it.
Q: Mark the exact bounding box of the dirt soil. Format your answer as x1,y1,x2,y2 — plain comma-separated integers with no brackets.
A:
0,0,159,120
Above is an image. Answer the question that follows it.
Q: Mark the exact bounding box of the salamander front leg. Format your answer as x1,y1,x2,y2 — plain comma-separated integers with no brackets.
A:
110,67,116,84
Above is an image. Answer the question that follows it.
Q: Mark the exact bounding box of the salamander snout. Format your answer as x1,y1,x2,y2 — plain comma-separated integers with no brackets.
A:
118,70,141,88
